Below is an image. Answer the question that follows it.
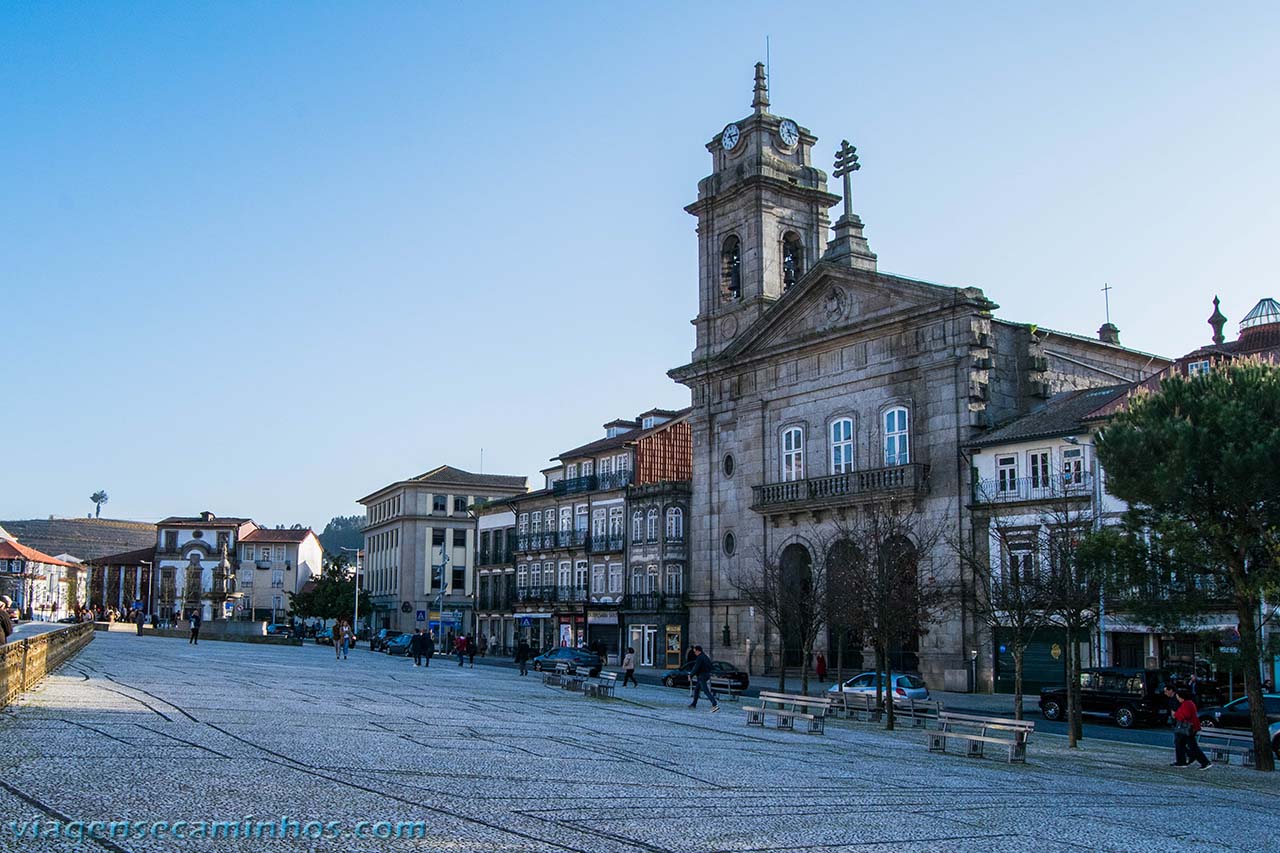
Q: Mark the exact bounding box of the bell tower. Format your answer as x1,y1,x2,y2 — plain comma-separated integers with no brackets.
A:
686,63,841,359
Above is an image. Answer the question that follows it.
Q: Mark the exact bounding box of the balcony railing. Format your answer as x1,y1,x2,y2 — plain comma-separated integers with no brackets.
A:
514,585,588,604
553,475,597,496
972,474,1094,504
559,529,588,548
752,463,930,512
597,470,633,491
589,535,625,554
622,593,686,611
255,559,273,569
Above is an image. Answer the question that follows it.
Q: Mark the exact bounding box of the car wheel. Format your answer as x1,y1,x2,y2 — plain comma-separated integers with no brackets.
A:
1041,699,1063,721
663,676,675,688
1114,706,1136,729
1272,735,1279,760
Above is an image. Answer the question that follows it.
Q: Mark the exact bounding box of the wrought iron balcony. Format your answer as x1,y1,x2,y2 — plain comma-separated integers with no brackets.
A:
553,475,597,496
622,593,686,612
971,474,1094,505
596,470,634,491
752,463,930,513
589,535,625,554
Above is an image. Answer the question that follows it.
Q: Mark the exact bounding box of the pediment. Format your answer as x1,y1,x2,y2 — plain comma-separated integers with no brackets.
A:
723,263,962,361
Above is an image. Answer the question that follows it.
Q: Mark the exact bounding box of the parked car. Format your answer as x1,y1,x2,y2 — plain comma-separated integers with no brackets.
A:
385,633,413,656
370,629,404,653
265,623,294,637
827,672,929,702
1198,694,1280,730
1271,721,1280,759
315,627,333,645
662,660,750,691
530,647,600,673
1039,667,1170,728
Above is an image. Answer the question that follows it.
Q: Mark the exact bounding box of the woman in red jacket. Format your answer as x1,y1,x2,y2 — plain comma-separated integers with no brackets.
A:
1171,688,1212,769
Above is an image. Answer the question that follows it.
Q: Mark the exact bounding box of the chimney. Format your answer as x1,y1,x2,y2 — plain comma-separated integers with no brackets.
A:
1097,323,1121,345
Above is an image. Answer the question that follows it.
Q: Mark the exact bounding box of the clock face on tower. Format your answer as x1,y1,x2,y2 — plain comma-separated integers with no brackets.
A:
721,123,740,151
778,119,799,147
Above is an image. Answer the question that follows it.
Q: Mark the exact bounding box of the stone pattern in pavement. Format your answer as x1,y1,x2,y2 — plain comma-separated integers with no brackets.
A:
1,633,1276,852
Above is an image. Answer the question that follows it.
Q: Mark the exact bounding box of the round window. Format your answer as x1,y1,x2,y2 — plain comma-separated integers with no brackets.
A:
723,453,735,477
723,531,736,557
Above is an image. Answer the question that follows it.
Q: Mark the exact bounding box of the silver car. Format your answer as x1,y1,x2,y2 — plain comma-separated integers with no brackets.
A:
827,672,930,702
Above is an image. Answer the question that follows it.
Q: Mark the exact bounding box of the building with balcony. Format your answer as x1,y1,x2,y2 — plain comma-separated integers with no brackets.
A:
153,512,257,622
236,527,322,621
507,408,691,662
358,465,527,636
474,506,516,654
668,65,1172,689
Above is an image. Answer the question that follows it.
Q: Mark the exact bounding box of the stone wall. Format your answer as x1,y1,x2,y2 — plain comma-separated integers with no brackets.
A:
0,622,94,708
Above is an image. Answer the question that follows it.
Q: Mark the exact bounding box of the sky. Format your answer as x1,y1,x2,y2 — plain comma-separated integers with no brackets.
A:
3,2,1278,529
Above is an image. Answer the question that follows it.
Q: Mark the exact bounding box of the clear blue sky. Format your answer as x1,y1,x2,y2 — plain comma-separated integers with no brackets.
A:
3,2,1277,529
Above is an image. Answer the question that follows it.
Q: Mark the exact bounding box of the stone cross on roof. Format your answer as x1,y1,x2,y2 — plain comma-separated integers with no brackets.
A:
833,140,860,220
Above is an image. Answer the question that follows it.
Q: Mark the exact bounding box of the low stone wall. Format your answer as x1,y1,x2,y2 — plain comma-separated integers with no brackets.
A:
145,627,301,646
1,622,95,708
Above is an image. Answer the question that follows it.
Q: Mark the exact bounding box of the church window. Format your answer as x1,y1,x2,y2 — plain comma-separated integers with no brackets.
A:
721,235,742,301
782,427,805,481
883,408,910,466
782,233,804,292
830,417,854,474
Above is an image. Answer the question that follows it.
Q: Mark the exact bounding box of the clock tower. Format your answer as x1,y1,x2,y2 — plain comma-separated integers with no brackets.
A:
685,63,841,359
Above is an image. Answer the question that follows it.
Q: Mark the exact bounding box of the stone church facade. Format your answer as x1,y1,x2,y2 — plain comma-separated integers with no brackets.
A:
669,66,1170,690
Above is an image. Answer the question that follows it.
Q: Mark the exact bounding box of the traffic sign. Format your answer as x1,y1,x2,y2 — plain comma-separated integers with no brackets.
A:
520,616,531,627
416,610,426,622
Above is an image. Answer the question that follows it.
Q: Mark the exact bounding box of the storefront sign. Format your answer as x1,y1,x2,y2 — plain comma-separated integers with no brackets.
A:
587,611,618,625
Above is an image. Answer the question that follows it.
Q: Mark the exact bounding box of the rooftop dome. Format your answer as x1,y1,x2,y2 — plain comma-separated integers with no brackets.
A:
1240,298,1280,331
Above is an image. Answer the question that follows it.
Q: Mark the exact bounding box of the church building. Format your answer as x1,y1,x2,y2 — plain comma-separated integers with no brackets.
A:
669,65,1171,690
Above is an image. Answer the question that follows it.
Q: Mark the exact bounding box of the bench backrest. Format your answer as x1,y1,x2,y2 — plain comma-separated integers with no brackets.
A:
598,672,618,682
554,662,570,673
939,711,1034,736
1199,730,1253,744
758,691,833,712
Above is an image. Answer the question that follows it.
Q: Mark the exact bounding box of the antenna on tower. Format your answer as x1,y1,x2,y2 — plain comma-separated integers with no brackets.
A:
480,448,484,475
766,36,771,95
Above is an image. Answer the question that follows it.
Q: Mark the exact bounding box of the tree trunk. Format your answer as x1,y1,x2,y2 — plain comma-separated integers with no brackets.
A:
800,640,812,695
884,642,896,732
777,637,787,692
835,627,845,686
1012,647,1024,722
874,645,885,711
1236,591,1275,771
1064,626,1078,749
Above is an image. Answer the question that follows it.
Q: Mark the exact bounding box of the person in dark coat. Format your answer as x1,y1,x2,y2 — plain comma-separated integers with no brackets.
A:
687,645,719,712
409,629,427,667
188,610,202,645
0,595,14,644
466,633,477,668
516,638,531,676
423,631,435,667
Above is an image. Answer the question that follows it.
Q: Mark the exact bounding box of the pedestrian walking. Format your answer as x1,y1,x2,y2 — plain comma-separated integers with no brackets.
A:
621,647,638,687
0,596,14,644
410,628,427,667
1171,688,1212,770
135,609,145,636
188,610,201,645
516,638,531,676
687,645,719,712
423,631,435,667
455,634,466,667
467,634,477,668
816,653,827,683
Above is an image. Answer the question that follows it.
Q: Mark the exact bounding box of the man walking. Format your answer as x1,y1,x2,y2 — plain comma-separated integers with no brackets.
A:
455,634,466,667
423,631,434,667
135,608,145,636
410,628,426,667
467,633,477,668
687,645,719,712
516,637,531,676
188,610,201,645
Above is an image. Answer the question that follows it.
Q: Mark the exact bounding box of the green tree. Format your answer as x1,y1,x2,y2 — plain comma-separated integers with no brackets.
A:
1098,360,1280,771
288,553,370,624
90,490,109,518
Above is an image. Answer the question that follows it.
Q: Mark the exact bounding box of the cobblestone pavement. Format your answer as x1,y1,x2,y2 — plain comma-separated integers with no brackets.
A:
2,633,1277,852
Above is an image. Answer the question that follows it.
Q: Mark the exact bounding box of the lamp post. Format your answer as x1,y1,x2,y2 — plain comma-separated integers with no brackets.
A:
1064,435,1105,667
970,648,978,693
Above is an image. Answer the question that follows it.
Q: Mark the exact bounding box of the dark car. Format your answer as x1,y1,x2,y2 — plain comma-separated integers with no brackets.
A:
530,647,601,673
265,623,294,637
1198,694,1280,730
1039,667,1169,729
370,629,404,653
385,633,414,656
661,660,750,691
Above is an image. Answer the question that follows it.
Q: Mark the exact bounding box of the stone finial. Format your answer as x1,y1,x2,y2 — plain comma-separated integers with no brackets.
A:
752,62,769,113
1209,295,1227,345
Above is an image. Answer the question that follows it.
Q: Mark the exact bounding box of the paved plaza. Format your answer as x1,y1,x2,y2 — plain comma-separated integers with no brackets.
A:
2,633,1277,852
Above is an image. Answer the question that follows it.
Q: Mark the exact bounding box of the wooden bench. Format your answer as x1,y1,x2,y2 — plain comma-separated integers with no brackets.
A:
744,691,833,735
899,698,944,728
927,711,1034,763
583,672,618,698
1198,729,1256,767
709,677,742,702
828,691,882,722
542,662,570,687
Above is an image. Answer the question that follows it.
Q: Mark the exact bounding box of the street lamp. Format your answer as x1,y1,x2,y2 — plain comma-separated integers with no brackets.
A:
340,547,362,640
970,648,978,693
1064,435,1106,667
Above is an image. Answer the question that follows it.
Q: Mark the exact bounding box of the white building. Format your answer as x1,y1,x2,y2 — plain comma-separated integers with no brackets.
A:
154,512,257,622
236,527,322,622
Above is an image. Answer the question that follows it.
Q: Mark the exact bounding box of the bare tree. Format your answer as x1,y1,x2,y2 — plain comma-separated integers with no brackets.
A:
954,488,1055,721
824,500,949,730
732,541,829,694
